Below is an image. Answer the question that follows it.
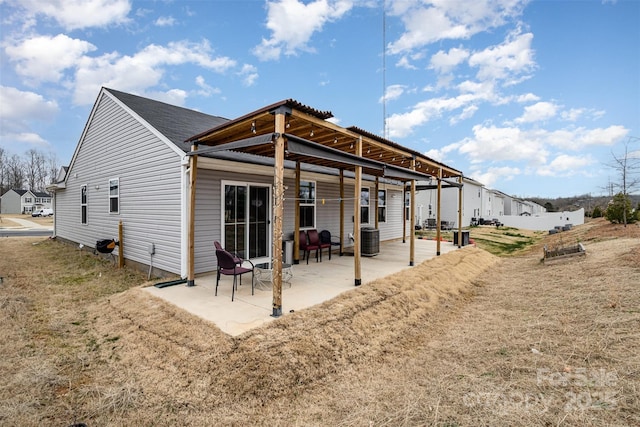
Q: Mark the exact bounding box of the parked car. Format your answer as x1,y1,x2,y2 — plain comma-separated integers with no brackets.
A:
31,208,53,217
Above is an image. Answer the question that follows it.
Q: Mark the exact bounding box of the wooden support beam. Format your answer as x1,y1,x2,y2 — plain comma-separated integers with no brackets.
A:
339,169,344,256
436,168,442,256
271,109,284,317
457,175,463,248
354,136,362,286
410,158,416,266
187,144,198,286
271,110,286,317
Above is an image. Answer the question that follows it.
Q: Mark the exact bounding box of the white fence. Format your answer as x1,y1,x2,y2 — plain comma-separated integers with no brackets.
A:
497,208,584,231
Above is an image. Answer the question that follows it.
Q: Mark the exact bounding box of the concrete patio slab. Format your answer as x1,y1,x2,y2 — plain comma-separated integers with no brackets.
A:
144,238,460,336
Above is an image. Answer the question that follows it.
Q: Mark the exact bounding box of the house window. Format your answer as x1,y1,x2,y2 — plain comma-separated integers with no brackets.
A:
81,185,87,224
299,180,315,228
360,187,370,224
25,197,32,203
109,178,119,213
377,190,386,223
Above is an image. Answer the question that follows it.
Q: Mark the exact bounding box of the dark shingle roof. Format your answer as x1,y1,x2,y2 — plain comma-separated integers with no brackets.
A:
105,88,229,152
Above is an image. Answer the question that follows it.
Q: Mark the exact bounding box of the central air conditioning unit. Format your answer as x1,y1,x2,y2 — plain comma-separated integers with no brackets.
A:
360,227,379,257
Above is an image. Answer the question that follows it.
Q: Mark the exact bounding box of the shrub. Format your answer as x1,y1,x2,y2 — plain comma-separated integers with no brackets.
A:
605,193,635,224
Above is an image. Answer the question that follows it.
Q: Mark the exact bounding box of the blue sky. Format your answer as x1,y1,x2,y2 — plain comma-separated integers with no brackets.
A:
1,0,638,198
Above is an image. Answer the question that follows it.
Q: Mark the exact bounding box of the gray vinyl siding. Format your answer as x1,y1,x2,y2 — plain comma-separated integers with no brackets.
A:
0,191,20,214
55,93,184,274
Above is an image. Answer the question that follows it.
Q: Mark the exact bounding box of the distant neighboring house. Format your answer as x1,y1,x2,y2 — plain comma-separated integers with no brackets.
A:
415,176,483,228
0,189,53,214
48,87,461,280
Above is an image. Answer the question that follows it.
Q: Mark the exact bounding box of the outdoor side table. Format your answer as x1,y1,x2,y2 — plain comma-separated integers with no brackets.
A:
253,262,293,290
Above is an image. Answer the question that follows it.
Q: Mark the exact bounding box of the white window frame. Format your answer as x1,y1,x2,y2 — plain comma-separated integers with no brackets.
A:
109,178,119,214
360,187,370,225
299,180,316,229
377,189,387,223
81,185,88,225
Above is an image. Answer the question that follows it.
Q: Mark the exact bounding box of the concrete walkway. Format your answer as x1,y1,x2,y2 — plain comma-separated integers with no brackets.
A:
144,238,461,336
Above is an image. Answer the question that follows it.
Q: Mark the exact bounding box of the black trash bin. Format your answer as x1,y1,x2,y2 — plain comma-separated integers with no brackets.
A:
453,230,470,246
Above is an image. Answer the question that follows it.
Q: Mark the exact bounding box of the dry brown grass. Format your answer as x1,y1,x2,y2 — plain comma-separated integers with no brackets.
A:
1,219,639,426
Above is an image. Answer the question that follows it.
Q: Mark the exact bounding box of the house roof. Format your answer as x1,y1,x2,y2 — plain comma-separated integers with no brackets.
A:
106,88,229,152
4,189,50,197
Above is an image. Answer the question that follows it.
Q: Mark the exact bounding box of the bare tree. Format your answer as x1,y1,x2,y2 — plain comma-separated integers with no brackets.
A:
607,136,640,227
6,154,25,190
0,147,6,195
46,152,59,186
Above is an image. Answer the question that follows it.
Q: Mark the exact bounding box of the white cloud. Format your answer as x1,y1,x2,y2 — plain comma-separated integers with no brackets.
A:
4,34,96,84
449,104,478,125
515,93,540,103
429,46,469,74
387,0,527,55
0,86,58,152
73,40,237,105
514,101,558,123
560,107,584,122
194,75,221,97
253,0,354,61
144,89,188,106
155,16,176,27
468,29,536,83
0,86,59,123
423,141,461,163
469,166,521,188
16,0,131,30
238,64,259,87
458,124,549,165
396,56,417,70
380,84,407,103
387,84,498,138
537,154,595,177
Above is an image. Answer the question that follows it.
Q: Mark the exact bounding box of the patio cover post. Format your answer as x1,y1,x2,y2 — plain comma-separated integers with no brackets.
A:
457,175,463,248
409,157,416,266
436,167,442,256
271,108,287,317
354,136,362,286
339,169,344,256
294,161,301,264
187,143,198,286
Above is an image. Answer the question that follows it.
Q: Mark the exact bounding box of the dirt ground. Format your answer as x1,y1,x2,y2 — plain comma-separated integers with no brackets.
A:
1,218,638,426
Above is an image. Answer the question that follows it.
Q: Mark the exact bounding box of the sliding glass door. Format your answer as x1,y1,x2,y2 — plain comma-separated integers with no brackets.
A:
223,182,270,260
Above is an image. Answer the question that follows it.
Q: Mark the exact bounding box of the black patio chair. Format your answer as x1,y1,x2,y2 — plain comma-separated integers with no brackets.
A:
319,230,341,259
215,249,254,301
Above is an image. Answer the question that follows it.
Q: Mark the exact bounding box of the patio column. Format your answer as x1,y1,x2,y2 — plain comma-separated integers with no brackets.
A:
409,157,416,266
457,175,463,248
436,167,442,256
187,143,198,286
354,136,362,286
271,107,287,317
339,169,344,256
